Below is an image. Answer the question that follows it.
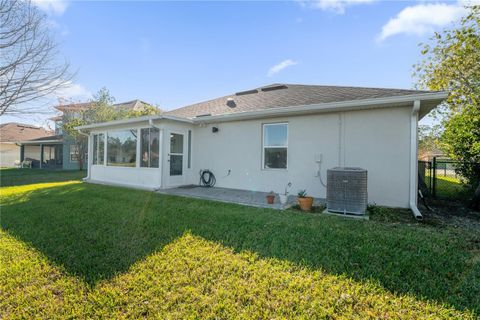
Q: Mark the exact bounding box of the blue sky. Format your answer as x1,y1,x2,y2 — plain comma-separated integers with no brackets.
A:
3,0,471,127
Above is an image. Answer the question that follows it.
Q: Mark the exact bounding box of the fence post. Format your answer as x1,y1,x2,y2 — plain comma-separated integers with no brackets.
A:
432,156,437,198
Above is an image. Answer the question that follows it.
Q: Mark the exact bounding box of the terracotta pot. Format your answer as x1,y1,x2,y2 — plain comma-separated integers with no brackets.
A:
297,197,313,211
266,194,275,204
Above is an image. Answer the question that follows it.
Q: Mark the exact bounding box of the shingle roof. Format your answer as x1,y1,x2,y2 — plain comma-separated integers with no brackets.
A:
55,100,157,112
0,123,54,143
166,84,432,119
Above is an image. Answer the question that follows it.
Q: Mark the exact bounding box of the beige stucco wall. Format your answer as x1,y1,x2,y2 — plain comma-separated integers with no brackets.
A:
0,143,20,167
192,106,411,208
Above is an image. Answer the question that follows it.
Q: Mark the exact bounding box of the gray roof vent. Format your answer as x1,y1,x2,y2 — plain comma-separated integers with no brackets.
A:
195,113,212,118
226,98,236,108
235,89,258,96
261,85,288,92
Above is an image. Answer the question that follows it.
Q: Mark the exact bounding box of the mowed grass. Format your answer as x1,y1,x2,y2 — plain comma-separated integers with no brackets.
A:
1,170,480,318
435,175,470,200
425,171,472,200
0,168,86,187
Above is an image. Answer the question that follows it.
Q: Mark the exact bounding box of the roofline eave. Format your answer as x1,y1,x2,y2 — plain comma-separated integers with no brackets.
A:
191,91,448,124
75,114,194,130
75,91,448,129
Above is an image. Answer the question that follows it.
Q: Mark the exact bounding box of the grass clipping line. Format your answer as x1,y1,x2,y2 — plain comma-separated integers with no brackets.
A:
1,229,473,319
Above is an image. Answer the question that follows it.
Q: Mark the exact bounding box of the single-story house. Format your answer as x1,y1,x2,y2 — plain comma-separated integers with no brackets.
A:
0,123,54,168
76,84,447,215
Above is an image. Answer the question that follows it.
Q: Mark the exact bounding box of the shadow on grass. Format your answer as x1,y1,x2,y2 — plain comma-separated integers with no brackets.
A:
1,182,479,314
0,169,86,187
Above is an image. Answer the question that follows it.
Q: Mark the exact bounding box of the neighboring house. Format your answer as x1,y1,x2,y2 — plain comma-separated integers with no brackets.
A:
16,100,153,169
418,147,446,161
76,84,447,210
0,123,54,167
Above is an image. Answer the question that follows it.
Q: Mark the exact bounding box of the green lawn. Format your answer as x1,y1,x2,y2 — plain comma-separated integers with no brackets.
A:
1,169,479,318
435,175,470,200
424,171,472,200
0,168,86,187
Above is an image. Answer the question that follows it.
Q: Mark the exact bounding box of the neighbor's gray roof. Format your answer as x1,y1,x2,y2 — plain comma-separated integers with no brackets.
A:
166,84,433,119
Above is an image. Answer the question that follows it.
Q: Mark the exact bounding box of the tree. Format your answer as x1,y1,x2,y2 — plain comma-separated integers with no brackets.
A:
62,88,160,170
418,124,443,160
0,0,72,115
415,5,480,197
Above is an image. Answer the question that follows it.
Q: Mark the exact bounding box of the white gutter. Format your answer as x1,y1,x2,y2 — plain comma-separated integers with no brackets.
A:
410,100,422,220
77,128,91,180
17,140,63,145
76,114,193,130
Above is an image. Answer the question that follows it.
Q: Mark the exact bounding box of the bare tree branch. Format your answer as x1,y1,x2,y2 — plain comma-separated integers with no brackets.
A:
0,0,73,116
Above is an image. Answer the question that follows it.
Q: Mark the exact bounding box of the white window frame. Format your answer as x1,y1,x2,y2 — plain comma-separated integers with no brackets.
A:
69,144,79,162
106,129,138,168
139,127,160,169
92,133,105,165
262,122,288,170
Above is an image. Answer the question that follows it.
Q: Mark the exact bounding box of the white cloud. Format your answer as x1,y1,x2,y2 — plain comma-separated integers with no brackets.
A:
378,3,467,41
53,81,91,101
32,0,68,16
302,0,375,14
46,18,70,36
267,59,299,77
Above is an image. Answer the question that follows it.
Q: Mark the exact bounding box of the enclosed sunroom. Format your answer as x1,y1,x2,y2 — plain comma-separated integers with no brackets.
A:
79,115,195,190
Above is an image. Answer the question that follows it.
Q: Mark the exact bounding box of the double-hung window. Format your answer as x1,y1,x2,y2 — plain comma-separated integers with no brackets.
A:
140,128,160,168
93,133,105,165
263,123,288,169
69,144,79,162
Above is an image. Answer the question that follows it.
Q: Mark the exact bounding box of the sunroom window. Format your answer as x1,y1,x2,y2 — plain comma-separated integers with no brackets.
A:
93,133,105,165
107,130,137,167
140,128,159,168
263,123,288,169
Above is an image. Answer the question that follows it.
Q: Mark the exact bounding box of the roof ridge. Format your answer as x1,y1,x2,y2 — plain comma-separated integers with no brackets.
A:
279,83,430,92
0,122,42,129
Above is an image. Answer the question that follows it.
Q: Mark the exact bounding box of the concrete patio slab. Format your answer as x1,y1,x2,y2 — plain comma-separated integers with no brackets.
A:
158,185,325,210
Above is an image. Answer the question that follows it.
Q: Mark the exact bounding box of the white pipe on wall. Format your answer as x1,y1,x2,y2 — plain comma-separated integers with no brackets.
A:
409,100,423,220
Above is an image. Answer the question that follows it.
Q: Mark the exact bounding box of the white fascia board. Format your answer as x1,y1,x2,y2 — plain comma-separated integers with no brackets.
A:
75,115,194,131
76,115,161,130
192,92,448,124
18,140,63,145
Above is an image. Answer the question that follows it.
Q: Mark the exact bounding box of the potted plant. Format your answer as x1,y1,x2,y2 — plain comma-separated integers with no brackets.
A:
297,189,313,211
266,191,275,204
279,182,292,206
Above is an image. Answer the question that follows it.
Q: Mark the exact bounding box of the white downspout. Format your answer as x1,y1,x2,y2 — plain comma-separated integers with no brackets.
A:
149,119,163,190
410,100,422,220
77,129,91,181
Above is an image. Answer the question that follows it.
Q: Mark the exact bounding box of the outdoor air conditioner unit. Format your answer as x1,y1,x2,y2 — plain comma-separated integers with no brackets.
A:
327,167,368,215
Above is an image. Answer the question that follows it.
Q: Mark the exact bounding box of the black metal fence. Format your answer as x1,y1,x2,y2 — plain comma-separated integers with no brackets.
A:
418,157,477,201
